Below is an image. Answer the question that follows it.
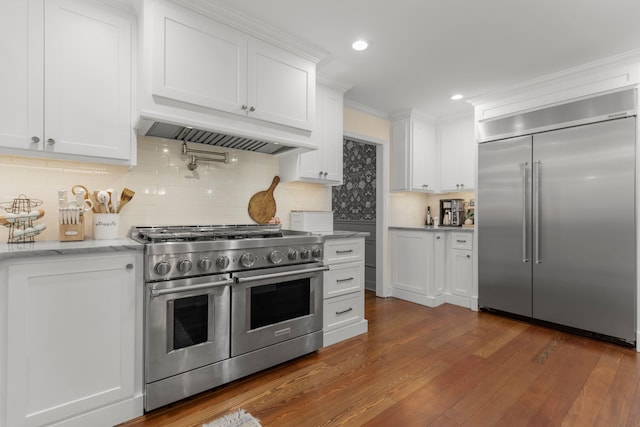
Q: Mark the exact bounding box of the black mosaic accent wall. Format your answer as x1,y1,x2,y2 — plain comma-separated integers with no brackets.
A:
332,138,376,222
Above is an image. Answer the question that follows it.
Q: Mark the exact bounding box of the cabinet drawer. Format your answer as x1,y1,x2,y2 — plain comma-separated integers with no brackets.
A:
324,262,363,298
451,232,473,250
324,239,364,264
323,292,364,332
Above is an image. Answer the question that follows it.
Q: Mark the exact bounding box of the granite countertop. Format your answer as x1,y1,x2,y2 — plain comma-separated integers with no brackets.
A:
0,238,143,261
318,230,370,239
389,225,475,232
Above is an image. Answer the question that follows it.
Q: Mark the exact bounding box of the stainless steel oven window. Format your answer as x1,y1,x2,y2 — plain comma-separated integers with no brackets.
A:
167,295,211,351
250,278,312,330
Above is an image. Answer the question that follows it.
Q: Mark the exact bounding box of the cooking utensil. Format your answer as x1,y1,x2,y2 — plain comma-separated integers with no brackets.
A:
247,176,279,223
91,191,100,213
116,188,135,213
111,189,119,214
97,190,110,213
71,185,90,199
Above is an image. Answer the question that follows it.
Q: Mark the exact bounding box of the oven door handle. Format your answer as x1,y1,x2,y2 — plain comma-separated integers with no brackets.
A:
150,278,233,297
235,266,329,284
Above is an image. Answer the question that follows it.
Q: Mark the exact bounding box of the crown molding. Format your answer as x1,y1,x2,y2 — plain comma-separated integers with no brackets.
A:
168,0,328,63
344,99,389,120
317,73,354,93
469,48,640,109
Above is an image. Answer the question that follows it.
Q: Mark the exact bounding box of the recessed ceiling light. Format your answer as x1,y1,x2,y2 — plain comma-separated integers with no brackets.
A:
450,94,464,101
352,40,368,51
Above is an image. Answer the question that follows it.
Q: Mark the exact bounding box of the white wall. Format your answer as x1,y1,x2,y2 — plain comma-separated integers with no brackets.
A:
0,136,331,241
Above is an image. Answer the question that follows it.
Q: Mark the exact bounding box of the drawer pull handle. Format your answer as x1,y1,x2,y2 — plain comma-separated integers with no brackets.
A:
336,249,354,254
336,307,353,315
336,277,354,283
456,240,467,243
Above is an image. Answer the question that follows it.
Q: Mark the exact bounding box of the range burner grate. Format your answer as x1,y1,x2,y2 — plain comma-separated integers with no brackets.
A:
131,224,284,243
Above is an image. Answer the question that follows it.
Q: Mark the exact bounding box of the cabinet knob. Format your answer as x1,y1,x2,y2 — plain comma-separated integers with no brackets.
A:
249,106,255,112
31,136,40,144
466,254,471,258
241,104,248,110
460,184,464,188
436,236,441,240
456,184,460,188
47,138,56,145
126,263,134,269
323,172,328,177
422,184,429,188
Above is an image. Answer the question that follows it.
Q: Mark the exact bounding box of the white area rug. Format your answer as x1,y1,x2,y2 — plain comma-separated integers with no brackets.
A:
202,409,262,427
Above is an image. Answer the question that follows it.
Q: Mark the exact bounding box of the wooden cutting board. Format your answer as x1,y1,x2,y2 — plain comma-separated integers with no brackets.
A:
248,176,279,223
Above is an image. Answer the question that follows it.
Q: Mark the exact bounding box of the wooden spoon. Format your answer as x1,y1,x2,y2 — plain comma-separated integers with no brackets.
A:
116,188,135,213
248,176,279,223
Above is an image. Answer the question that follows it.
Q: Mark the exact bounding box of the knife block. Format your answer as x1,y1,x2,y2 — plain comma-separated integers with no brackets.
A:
59,214,85,241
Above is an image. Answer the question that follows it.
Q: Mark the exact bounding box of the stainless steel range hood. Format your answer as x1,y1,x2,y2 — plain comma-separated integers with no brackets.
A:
139,120,296,155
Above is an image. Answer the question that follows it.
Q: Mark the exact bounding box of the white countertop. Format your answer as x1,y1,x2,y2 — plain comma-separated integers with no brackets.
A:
389,225,474,232
318,230,370,239
0,238,143,260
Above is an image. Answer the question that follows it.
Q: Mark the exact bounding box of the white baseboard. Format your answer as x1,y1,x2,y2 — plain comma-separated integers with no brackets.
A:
50,394,143,427
390,288,475,311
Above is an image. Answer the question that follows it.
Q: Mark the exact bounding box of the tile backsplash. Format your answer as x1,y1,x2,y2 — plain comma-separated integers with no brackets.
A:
0,136,331,242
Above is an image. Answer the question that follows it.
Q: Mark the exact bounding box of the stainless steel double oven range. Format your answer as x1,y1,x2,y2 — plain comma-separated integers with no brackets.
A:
130,225,326,411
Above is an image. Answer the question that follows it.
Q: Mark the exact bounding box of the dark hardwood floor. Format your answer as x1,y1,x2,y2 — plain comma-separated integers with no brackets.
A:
119,291,640,427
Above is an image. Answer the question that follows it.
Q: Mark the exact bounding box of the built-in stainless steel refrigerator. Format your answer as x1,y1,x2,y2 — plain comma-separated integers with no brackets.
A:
478,89,637,345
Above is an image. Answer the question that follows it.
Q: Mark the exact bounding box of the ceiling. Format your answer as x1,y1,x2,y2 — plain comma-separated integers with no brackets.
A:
215,0,640,119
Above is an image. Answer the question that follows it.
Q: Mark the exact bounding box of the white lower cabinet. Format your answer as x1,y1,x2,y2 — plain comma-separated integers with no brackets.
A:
322,238,368,347
447,232,474,308
3,251,143,427
390,229,475,309
390,229,444,307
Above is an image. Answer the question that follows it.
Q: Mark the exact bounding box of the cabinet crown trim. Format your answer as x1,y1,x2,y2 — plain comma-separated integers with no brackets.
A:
169,0,328,63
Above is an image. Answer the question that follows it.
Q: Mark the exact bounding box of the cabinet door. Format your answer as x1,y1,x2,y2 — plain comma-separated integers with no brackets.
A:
0,0,44,152
410,120,438,192
45,0,132,159
450,249,473,297
432,233,446,295
439,114,475,192
152,1,247,115
7,253,139,427
390,230,433,295
298,85,343,183
390,117,438,193
248,39,315,131
390,118,410,191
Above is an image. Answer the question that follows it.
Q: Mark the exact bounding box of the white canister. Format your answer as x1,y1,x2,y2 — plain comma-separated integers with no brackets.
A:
93,213,119,239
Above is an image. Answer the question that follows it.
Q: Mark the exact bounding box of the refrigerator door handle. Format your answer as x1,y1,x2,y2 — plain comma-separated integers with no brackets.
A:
521,161,529,263
534,160,542,264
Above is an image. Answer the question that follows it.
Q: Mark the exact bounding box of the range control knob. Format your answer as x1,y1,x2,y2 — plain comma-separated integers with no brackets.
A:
240,253,256,268
311,247,323,258
198,257,212,272
177,259,192,273
154,261,171,276
288,249,298,261
268,250,284,264
216,255,230,269
300,249,311,259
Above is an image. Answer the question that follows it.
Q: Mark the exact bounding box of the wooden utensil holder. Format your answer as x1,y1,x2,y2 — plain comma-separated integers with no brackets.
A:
59,214,85,241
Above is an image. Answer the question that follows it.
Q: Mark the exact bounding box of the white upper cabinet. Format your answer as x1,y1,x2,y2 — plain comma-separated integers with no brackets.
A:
280,84,344,184
152,2,248,116
438,113,476,192
390,113,438,192
0,0,134,164
150,0,316,132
